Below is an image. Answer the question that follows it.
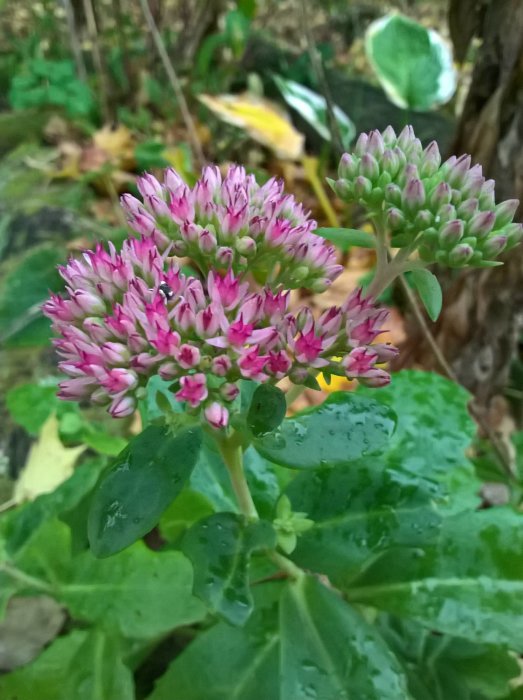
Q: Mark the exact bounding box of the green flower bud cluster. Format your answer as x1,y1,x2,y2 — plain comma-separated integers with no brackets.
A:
330,126,523,268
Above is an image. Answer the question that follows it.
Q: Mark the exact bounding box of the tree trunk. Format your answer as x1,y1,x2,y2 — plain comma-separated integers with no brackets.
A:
396,0,523,409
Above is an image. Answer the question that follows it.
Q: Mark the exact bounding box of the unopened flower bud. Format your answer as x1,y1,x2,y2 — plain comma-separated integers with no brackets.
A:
377,171,392,189
437,204,457,223
457,198,478,220
402,179,425,212
172,240,187,256
199,229,217,253
353,176,372,198
354,132,369,156
467,210,495,238
462,164,484,198
381,149,400,177
216,246,234,267
386,207,405,231
385,183,402,207
338,153,359,179
147,194,171,219
447,154,472,187
137,173,163,199
479,179,495,208
449,242,474,266
291,266,310,283
420,141,441,177
430,182,452,209
367,130,385,156
220,383,240,402
482,234,508,258
397,125,415,150
204,402,229,430
311,278,329,293
109,395,136,418
414,209,433,230
332,179,353,200
439,219,464,247
382,125,397,146
360,153,379,181
494,199,519,228
505,222,523,246
211,355,232,376
236,236,257,257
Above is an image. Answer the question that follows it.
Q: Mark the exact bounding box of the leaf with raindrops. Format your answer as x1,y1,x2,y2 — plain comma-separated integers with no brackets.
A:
182,512,276,626
253,392,396,469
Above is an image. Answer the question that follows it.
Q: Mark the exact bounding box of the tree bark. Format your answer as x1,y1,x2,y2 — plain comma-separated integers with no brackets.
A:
396,0,523,408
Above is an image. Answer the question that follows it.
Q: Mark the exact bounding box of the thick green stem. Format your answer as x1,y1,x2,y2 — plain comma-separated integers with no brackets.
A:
366,217,423,299
218,436,259,520
267,550,304,581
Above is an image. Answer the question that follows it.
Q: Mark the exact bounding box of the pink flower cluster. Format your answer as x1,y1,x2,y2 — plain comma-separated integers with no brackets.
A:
121,165,342,292
43,166,396,429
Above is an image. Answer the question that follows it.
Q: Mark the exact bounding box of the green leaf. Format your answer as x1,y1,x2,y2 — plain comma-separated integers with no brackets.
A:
148,584,281,700
316,227,376,252
247,383,287,436
189,443,238,512
159,489,215,543
2,458,105,558
183,513,276,625
280,576,409,699
365,13,457,111
0,630,88,700
4,519,206,640
358,370,480,509
274,75,356,148
88,425,202,557
253,392,396,469
59,629,134,700
5,381,59,434
0,245,62,347
149,579,409,699
138,375,184,426
346,508,523,650
285,459,441,586
411,268,443,321
134,140,169,171
379,615,520,700
244,448,281,520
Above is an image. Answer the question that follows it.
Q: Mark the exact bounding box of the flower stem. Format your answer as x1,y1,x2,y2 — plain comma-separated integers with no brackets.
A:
218,436,259,520
267,550,304,581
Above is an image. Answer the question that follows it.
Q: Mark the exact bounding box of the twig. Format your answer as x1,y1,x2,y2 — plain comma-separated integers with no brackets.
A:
298,0,345,156
82,0,111,123
397,272,515,481
61,0,87,81
139,0,205,168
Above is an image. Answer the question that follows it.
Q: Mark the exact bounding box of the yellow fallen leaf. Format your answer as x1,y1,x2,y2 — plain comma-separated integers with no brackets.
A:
14,415,85,503
93,125,135,165
199,93,304,160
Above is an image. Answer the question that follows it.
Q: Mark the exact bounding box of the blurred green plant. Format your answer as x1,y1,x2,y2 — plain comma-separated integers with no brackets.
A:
273,75,355,149
8,59,95,119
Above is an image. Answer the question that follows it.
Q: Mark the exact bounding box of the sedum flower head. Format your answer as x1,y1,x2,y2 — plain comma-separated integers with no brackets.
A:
43,225,395,429
331,126,523,267
121,164,343,292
